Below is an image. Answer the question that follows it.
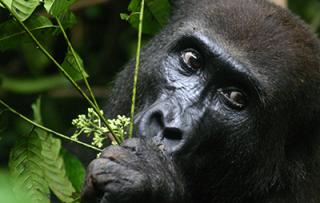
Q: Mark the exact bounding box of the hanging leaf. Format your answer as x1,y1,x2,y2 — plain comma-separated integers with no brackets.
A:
62,149,86,193
61,48,89,81
38,130,78,202
146,0,171,26
124,0,171,34
31,98,77,203
45,0,76,17
0,16,57,51
11,0,40,21
58,11,77,29
9,130,50,203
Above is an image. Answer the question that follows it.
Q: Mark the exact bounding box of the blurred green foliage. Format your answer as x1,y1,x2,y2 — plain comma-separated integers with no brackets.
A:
0,170,34,203
289,0,320,33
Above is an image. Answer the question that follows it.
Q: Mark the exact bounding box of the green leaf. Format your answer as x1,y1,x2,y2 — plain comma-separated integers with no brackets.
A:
11,0,40,21
43,0,53,12
62,149,86,192
0,0,12,8
31,97,42,124
0,170,35,203
58,11,77,29
61,48,89,81
32,98,77,203
126,0,171,34
128,0,140,11
9,131,50,203
38,130,77,202
120,13,130,21
0,74,69,94
146,0,171,26
0,16,57,51
45,0,76,17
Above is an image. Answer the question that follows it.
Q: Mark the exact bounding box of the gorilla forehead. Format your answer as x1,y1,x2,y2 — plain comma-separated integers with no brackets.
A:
169,0,320,98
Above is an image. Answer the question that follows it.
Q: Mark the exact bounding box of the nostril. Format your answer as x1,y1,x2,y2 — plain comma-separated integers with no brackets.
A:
138,110,164,138
150,111,164,128
162,127,183,141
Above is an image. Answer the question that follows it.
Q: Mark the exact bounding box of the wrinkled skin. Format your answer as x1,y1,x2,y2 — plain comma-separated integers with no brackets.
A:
81,0,320,202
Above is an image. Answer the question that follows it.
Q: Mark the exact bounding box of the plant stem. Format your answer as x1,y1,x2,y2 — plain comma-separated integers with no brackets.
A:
56,17,100,109
0,99,101,152
0,0,120,144
129,0,145,138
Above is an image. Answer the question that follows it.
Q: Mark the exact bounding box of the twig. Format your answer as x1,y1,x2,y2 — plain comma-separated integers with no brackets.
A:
129,0,145,138
0,99,102,152
56,18,100,109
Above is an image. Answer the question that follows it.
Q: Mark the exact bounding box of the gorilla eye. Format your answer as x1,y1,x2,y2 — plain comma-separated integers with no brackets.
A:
181,49,202,71
219,88,247,109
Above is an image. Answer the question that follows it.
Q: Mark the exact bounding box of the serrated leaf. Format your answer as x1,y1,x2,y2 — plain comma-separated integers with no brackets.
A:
12,0,40,21
0,16,57,51
38,131,77,202
32,98,77,203
62,48,88,81
62,149,85,192
9,131,50,203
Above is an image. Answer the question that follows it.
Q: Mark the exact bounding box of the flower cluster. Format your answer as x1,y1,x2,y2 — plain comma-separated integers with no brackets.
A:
71,108,130,148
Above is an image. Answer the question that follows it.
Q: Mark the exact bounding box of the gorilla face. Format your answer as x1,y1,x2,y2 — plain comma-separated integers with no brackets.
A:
82,0,320,202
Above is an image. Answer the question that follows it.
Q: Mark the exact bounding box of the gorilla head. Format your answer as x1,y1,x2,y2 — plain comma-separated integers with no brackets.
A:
82,0,320,202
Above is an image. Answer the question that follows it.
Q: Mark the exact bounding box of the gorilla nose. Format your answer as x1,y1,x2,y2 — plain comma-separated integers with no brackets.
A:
134,104,185,151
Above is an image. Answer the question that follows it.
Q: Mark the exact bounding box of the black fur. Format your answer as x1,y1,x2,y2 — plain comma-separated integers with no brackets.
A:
81,0,320,202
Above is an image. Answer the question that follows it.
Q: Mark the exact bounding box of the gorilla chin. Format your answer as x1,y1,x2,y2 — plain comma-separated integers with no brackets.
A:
81,0,320,202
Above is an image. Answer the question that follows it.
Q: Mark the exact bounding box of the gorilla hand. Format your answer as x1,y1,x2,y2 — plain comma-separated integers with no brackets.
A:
81,138,185,203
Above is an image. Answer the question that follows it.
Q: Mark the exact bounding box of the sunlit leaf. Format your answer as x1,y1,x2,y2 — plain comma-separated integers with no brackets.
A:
0,0,12,8
9,130,50,203
32,99,77,203
11,0,39,21
38,131,78,202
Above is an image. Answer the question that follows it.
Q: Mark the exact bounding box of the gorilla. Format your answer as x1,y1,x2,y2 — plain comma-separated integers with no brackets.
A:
81,0,320,202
